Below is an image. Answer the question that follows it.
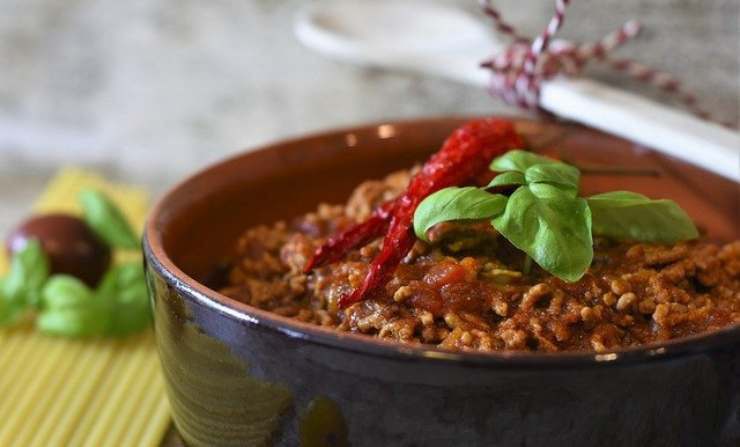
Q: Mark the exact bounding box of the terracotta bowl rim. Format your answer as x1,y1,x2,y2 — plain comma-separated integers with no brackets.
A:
144,115,740,369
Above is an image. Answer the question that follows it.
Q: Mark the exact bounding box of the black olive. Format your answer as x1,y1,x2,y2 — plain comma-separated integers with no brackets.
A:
6,213,112,287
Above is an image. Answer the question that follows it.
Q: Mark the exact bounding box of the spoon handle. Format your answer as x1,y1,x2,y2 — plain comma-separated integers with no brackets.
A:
295,4,739,182
539,78,739,182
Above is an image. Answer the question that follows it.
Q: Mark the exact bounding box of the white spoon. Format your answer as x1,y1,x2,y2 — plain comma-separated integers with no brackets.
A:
295,0,739,182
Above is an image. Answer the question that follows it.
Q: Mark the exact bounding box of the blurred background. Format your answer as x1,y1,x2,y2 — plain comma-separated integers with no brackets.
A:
1,0,738,233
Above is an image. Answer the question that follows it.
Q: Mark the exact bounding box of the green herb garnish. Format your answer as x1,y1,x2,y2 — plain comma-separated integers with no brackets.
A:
0,189,151,337
79,189,139,249
37,263,151,337
96,263,151,336
413,150,699,282
414,187,507,242
0,240,50,325
37,275,109,337
492,185,593,282
587,191,698,243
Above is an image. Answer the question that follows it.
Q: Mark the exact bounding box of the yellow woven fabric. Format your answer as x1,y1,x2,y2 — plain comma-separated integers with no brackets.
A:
0,168,170,446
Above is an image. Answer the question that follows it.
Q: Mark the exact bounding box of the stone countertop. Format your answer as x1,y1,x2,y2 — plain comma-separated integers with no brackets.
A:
0,0,738,234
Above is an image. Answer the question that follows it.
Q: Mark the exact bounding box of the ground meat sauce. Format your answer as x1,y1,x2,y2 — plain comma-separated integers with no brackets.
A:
221,169,740,353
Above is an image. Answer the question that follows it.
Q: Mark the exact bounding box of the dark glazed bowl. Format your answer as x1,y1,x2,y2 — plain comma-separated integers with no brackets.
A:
144,117,740,447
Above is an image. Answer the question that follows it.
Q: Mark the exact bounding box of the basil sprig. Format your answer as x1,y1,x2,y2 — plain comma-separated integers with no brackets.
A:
96,263,151,336
414,187,507,242
37,275,109,337
493,187,593,282
413,150,699,282
37,264,151,337
0,240,49,324
79,189,139,249
587,191,699,243
0,189,152,337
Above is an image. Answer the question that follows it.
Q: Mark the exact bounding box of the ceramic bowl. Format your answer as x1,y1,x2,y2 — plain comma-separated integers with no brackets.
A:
143,117,740,447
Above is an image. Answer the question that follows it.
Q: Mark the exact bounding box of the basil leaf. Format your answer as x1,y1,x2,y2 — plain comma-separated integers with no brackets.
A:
525,163,580,189
490,150,557,173
587,191,699,243
0,281,23,326
37,309,108,337
38,275,109,337
3,239,49,309
486,171,526,189
109,281,150,335
97,263,151,335
97,263,144,299
79,189,139,249
42,275,95,310
492,186,593,282
413,187,508,242
529,182,577,200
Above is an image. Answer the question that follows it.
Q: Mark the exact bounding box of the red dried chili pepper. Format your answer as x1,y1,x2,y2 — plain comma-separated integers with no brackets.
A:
305,118,523,308
303,200,395,271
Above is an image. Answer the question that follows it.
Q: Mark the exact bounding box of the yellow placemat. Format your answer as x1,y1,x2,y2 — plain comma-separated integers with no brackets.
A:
0,168,170,446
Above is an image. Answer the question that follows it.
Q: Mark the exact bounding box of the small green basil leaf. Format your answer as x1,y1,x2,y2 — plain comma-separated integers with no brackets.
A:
109,282,150,336
413,187,508,242
96,263,151,336
3,239,49,308
42,275,95,310
79,189,139,249
0,281,24,326
39,275,109,337
492,186,593,282
490,150,557,173
525,163,580,189
587,191,699,243
97,263,144,298
529,182,578,200
97,264,126,297
37,308,108,337
486,171,526,189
